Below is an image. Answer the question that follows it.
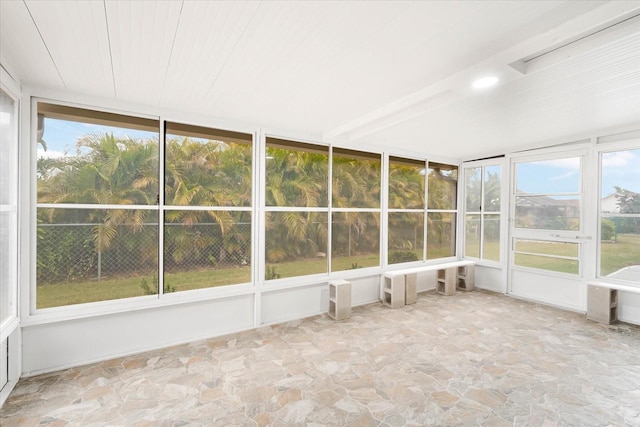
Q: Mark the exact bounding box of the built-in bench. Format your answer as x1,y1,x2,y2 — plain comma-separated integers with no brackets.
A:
587,281,640,324
382,260,476,308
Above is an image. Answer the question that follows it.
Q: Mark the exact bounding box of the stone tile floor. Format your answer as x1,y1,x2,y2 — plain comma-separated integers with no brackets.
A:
1,290,640,426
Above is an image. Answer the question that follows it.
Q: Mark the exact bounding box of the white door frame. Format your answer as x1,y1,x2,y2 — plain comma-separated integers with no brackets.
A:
507,143,595,311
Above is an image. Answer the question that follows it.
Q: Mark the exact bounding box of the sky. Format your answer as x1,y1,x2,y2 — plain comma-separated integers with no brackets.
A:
39,118,639,198
37,118,158,159
516,151,639,197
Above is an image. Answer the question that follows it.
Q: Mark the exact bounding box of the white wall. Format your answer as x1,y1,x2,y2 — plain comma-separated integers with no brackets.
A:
474,265,505,293
510,269,585,312
22,275,382,376
22,294,254,375
416,271,437,293
261,275,380,325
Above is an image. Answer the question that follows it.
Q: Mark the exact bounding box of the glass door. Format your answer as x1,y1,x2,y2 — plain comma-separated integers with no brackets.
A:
508,149,591,310
0,85,18,394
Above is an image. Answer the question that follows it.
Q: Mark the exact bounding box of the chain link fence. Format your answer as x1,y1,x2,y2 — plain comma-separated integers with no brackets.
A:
37,220,251,286
163,221,252,273
37,222,158,285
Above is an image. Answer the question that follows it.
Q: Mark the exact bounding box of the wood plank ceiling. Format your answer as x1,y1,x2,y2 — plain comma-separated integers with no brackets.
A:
1,0,639,159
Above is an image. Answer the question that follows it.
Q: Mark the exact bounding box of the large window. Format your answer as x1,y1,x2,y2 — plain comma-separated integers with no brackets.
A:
599,147,640,283
331,148,381,271
265,138,329,279
387,157,458,264
0,88,18,326
36,103,160,308
35,103,257,308
164,123,252,292
388,157,425,264
464,164,501,262
34,102,464,310
427,162,458,259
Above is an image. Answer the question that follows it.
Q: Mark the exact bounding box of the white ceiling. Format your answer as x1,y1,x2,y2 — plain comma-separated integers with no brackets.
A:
1,0,639,159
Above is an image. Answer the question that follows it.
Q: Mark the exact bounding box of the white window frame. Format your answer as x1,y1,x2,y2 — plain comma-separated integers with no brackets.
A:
26,97,259,324
262,135,331,286
386,155,460,266
461,159,505,267
508,147,590,279
0,71,20,343
596,132,640,287
329,146,383,276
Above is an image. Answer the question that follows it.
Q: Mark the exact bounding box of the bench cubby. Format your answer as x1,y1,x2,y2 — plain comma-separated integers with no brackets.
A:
456,264,475,291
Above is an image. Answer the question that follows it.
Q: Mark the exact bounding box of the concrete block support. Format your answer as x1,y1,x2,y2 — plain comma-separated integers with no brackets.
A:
436,267,456,296
587,284,617,324
383,275,405,308
328,280,352,320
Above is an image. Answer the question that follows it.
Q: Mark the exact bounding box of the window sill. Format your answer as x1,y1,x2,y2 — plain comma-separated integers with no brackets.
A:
22,282,256,327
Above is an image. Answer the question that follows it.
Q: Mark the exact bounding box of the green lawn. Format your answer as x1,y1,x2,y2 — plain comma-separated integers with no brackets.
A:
37,266,253,309
36,234,639,309
37,254,379,309
467,234,639,275
601,233,640,276
513,234,639,275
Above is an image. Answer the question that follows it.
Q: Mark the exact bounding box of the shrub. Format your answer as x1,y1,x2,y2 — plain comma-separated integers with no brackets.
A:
601,218,616,241
140,272,175,295
389,251,418,264
265,265,281,280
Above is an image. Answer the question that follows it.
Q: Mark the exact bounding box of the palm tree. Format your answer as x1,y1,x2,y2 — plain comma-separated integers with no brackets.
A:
163,136,252,274
264,147,328,270
37,132,159,283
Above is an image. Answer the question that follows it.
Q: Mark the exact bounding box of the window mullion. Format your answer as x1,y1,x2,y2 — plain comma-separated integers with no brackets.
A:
158,119,165,298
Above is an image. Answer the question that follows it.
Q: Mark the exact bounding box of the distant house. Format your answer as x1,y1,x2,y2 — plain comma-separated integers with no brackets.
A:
601,192,620,213
516,191,579,220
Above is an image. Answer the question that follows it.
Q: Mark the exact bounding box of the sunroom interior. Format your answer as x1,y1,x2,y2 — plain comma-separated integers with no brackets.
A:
1,0,640,420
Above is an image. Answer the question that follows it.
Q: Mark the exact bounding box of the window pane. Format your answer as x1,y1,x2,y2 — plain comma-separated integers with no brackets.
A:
265,138,328,207
600,149,640,282
0,91,16,206
36,208,158,308
428,163,458,210
465,167,481,212
465,214,480,258
165,124,252,207
600,217,640,278
515,239,579,257
484,165,501,212
514,253,579,275
332,148,381,208
515,195,579,230
331,212,380,271
515,157,580,194
0,89,17,324
164,211,251,292
37,104,159,206
0,212,16,322
265,211,328,279
483,214,501,262
427,212,456,259
388,212,423,264
514,239,578,275
388,157,424,209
